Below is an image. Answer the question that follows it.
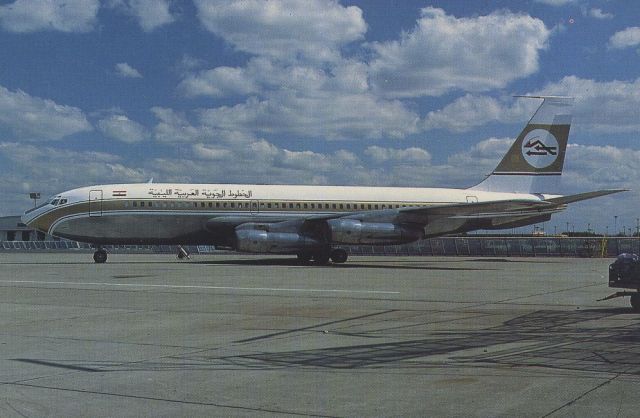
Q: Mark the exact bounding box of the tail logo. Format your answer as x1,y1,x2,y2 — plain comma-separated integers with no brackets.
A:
521,129,559,169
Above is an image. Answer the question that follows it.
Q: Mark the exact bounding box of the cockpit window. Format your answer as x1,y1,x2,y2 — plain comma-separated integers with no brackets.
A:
51,199,60,205
59,199,68,205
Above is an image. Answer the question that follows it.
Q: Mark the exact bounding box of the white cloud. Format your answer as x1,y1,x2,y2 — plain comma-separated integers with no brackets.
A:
194,0,366,62
0,142,147,214
587,8,613,20
447,137,513,176
115,62,143,79
425,76,640,134
97,114,149,143
0,86,92,141
108,0,175,31
178,56,413,140
180,57,369,99
364,146,431,163
609,27,640,49
197,92,419,140
423,95,528,132
0,0,99,33
178,65,259,98
534,0,577,5
535,76,640,133
369,8,550,98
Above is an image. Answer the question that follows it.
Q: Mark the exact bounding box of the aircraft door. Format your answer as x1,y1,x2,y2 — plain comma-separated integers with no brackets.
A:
250,200,259,215
466,195,478,203
89,190,103,217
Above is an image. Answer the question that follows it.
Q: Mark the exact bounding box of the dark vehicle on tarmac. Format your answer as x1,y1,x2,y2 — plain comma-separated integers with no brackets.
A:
602,253,640,310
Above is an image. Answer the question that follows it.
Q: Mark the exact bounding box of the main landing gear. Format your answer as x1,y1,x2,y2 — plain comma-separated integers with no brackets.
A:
177,245,191,260
93,248,108,264
297,248,348,265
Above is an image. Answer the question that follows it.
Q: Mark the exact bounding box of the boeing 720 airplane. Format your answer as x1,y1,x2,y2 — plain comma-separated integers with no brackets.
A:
22,97,624,264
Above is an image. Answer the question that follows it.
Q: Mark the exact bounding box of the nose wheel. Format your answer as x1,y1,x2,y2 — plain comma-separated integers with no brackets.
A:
93,248,108,263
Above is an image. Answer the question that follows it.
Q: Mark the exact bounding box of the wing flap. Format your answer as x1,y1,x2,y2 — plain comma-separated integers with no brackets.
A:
399,199,554,217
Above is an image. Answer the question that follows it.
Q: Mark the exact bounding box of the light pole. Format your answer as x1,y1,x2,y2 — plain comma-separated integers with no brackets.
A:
29,192,40,208
615,216,618,236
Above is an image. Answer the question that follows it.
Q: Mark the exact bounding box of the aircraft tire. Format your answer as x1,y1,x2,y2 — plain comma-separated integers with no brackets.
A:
631,293,640,311
93,250,107,264
330,248,348,264
313,251,331,265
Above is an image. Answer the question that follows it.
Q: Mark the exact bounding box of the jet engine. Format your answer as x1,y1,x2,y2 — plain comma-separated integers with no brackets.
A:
327,219,423,245
235,227,322,253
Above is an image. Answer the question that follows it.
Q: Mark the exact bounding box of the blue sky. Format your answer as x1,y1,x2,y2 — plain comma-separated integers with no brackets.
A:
1,0,639,235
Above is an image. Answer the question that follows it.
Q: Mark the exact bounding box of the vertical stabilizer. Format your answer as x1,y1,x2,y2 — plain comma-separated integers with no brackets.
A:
470,96,573,193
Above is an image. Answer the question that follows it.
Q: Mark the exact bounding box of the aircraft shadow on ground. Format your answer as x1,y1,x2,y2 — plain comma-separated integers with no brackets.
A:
13,308,640,376
193,258,495,271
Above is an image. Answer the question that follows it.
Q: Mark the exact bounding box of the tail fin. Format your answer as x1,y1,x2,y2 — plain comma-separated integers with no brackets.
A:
470,96,573,193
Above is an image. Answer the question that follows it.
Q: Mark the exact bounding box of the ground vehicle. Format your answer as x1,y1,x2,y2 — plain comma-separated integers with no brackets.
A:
601,253,640,310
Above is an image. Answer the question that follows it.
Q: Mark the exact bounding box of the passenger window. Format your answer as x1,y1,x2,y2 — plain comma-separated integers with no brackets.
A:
267,203,272,208
332,203,336,209
208,202,212,208
374,204,379,209
346,204,350,209
310,203,315,209
382,204,386,209
296,203,301,209
230,202,235,208
367,204,372,209
274,203,279,208
339,204,343,209
215,202,220,208
325,203,329,209
223,202,227,208
148,202,152,207
303,203,308,209
201,202,205,207
133,201,137,207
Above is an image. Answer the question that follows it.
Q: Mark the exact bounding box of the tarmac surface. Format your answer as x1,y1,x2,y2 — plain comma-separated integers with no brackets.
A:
0,253,639,417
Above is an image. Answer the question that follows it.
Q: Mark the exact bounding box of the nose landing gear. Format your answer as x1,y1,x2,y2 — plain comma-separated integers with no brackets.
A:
93,248,108,263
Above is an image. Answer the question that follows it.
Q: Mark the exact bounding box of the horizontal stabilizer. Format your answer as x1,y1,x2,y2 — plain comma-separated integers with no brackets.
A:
545,189,627,205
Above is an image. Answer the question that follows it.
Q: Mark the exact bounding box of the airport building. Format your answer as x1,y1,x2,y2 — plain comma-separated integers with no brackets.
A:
0,215,47,242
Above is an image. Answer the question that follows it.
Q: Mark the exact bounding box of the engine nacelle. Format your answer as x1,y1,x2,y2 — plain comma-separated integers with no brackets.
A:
327,219,423,245
235,228,322,253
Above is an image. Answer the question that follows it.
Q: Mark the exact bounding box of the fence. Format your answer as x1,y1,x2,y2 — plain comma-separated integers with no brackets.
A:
1,236,639,257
